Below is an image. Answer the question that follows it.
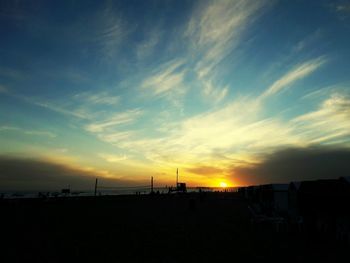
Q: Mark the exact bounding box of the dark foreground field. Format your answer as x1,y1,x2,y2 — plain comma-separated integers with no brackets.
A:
1,192,348,262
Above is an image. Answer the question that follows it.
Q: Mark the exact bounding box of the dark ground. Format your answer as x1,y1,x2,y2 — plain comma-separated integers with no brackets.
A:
1,192,348,262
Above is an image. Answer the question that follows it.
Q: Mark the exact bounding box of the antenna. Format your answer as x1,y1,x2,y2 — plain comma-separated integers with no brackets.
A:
176,168,179,186
94,178,98,196
151,176,154,193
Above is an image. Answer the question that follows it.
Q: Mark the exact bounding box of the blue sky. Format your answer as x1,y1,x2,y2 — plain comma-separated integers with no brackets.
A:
1,0,350,189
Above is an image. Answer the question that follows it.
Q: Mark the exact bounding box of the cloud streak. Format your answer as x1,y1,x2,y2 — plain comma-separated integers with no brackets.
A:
74,91,120,106
187,0,267,78
0,126,56,138
292,93,350,144
141,59,186,96
85,109,143,133
260,57,326,99
1,0,349,189
98,153,128,163
184,0,270,103
108,88,350,183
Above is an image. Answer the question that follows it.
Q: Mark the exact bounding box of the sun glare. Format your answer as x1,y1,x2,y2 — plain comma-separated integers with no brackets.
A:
219,182,228,188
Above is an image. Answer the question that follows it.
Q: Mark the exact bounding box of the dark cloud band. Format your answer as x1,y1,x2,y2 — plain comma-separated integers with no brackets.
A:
231,146,350,186
0,156,131,191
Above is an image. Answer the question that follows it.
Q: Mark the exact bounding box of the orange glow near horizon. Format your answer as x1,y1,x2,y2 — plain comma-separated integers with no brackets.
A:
219,181,228,188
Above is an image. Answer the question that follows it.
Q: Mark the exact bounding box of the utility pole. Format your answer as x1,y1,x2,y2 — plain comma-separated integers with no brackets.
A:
176,168,179,186
94,178,98,196
151,176,154,193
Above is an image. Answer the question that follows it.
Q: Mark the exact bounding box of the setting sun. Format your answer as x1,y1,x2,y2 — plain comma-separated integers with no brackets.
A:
219,182,228,188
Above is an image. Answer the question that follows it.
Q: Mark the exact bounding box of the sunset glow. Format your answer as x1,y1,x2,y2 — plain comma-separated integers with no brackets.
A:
1,0,350,191
219,182,228,188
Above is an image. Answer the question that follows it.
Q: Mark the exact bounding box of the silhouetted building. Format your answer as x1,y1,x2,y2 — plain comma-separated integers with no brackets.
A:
168,168,187,193
260,184,289,215
61,188,70,195
245,185,260,202
339,176,350,185
298,179,350,243
288,181,301,219
237,186,246,197
176,182,187,193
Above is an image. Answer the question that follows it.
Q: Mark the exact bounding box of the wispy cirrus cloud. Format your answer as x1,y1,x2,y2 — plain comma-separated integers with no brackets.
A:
0,126,22,132
97,131,135,144
0,126,56,138
136,27,161,59
260,57,326,99
137,0,269,105
106,85,350,182
33,100,91,119
93,15,125,59
75,3,131,61
293,29,323,53
202,81,229,104
114,98,283,165
0,82,93,120
330,1,350,19
74,91,120,106
85,109,143,133
22,130,57,138
336,3,350,13
187,0,267,76
141,59,186,96
1,0,350,191
98,153,128,163
292,93,350,144
185,0,269,102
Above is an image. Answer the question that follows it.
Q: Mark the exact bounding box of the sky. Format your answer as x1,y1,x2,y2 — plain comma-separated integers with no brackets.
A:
1,0,350,191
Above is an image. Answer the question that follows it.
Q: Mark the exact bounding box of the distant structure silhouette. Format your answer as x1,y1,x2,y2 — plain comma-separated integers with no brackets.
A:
94,178,98,196
238,177,350,243
168,168,187,193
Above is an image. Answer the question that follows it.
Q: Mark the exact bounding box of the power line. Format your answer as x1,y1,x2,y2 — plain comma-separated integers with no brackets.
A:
98,185,150,189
